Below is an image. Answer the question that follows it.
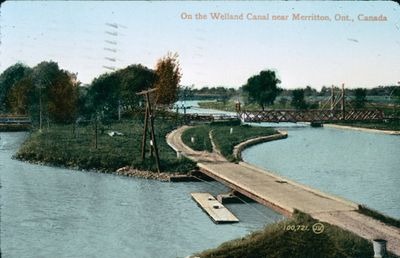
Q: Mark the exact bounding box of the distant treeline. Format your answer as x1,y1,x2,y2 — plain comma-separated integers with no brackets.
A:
180,85,400,99
0,53,181,124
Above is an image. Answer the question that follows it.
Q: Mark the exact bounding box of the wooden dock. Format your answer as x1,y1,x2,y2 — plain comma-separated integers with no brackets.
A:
191,193,239,224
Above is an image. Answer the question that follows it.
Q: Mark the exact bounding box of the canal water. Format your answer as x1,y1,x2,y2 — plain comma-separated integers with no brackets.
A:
0,132,282,258
243,125,400,219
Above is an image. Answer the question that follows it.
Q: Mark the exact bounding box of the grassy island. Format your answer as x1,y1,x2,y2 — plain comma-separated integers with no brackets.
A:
182,120,277,161
16,117,196,173
197,210,398,258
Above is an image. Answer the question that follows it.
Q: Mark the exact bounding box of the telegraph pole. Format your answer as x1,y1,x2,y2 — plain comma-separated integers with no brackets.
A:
341,83,346,120
331,85,335,110
137,88,161,173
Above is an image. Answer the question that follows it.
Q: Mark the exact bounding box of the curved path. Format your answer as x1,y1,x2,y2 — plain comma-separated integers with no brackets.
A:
167,126,400,256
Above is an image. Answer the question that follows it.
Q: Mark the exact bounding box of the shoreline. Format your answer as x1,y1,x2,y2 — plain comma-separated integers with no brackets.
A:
324,123,400,135
233,130,288,161
13,155,187,182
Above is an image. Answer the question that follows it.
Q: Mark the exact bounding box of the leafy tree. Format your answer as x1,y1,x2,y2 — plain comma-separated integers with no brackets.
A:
86,72,121,118
353,88,367,109
0,63,32,112
394,87,400,105
47,71,78,123
32,61,79,123
7,76,35,114
242,70,281,110
304,85,317,96
117,64,156,110
291,89,308,110
154,52,182,105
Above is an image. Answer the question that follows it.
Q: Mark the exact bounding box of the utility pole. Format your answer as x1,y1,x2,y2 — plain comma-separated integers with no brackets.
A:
331,85,335,110
137,88,161,173
39,86,43,132
341,83,346,120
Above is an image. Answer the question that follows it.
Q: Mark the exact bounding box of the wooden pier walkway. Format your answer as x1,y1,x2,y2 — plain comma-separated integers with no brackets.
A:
167,126,400,256
191,193,239,223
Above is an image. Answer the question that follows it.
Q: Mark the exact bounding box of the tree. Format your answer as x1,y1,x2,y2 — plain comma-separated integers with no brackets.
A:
304,85,317,97
154,52,182,105
7,76,35,114
47,71,78,123
353,88,367,109
0,63,32,112
118,64,156,110
86,72,121,118
242,70,281,110
291,89,308,110
31,61,79,124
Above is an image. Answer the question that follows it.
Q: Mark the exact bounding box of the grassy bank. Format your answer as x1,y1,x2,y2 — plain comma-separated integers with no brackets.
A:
196,210,398,258
16,118,196,173
331,120,400,131
358,205,400,229
182,120,277,161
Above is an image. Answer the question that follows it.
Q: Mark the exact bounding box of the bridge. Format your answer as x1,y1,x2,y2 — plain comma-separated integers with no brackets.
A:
0,114,31,131
236,84,386,123
237,109,385,123
184,84,388,123
166,126,400,256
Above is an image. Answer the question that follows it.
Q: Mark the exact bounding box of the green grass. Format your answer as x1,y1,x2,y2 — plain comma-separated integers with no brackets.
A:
181,125,213,152
212,124,276,161
332,120,400,131
181,121,277,161
358,205,400,229
16,118,196,173
196,210,399,258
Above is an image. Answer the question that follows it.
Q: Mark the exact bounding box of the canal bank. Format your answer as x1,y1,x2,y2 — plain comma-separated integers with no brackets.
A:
324,123,400,135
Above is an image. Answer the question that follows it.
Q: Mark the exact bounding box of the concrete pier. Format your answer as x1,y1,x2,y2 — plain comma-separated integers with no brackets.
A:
191,193,239,223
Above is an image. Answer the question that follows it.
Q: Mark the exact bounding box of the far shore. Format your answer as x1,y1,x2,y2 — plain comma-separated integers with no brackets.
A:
325,123,400,135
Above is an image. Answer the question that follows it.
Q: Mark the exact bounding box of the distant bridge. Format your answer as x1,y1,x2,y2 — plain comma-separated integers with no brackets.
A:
237,109,385,123
0,114,31,131
236,84,388,123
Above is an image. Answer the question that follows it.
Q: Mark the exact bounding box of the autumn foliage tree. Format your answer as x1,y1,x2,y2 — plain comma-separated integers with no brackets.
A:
154,52,182,105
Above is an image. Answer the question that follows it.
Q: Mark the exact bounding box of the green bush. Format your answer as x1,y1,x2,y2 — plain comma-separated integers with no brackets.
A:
197,211,375,258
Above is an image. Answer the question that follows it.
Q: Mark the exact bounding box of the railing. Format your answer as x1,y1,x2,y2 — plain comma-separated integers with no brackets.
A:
0,115,32,125
237,109,385,123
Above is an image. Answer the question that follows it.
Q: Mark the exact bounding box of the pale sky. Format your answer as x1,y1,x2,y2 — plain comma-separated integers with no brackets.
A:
1,1,399,89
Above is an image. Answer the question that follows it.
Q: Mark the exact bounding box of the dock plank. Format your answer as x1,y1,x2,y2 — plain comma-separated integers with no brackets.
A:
191,193,239,223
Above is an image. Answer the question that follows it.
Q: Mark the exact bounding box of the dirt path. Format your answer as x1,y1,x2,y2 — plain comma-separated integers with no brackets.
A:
167,125,400,256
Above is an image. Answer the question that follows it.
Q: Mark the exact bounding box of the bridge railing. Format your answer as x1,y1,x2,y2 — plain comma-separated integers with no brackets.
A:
0,115,31,125
238,109,385,123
